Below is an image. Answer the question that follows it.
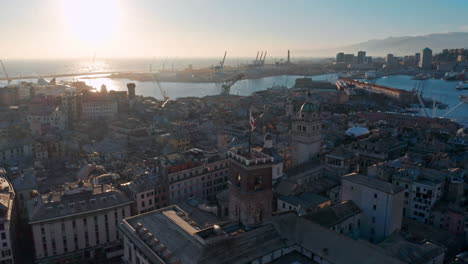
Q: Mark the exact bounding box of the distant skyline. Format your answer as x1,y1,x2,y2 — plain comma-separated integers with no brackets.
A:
1,0,468,59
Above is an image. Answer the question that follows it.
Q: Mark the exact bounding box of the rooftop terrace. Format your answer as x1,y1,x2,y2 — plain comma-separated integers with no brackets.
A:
228,149,274,166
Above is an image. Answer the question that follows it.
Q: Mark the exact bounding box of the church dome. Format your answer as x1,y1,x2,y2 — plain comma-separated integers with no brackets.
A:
300,102,318,113
300,92,318,113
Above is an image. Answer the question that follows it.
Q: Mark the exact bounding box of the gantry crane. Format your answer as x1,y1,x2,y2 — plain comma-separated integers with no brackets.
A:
221,73,244,95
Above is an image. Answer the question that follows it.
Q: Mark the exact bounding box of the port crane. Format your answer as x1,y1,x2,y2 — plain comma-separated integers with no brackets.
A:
214,51,227,71
154,74,170,107
254,51,260,65
221,74,244,95
257,51,263,66
0,60,11,86
261,51,267,65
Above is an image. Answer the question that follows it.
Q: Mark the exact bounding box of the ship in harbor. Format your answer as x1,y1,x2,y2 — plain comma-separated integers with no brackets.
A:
412,73,430,80
456,81,468,90
444,71,465,81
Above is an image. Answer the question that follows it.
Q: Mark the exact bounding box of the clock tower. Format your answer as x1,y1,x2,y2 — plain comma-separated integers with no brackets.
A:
291,92,322,167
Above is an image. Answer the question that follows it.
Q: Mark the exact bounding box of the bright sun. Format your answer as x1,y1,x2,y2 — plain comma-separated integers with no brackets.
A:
62,0,120,45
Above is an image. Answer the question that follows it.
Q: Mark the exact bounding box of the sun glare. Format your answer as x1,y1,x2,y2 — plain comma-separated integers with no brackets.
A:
62,0,120,46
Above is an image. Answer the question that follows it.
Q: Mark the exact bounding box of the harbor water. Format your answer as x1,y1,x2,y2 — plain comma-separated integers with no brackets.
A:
1,60,466,125
72,74,466,125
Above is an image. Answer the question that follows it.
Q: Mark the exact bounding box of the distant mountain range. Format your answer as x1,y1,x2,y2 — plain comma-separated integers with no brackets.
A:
303,32,468,57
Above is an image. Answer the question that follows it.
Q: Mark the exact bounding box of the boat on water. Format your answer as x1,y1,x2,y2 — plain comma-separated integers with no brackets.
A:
456,81,468,90
443,71,465,81
412,74,430,80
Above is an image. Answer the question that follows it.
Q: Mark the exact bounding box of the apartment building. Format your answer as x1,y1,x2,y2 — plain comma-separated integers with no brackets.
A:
391,167,444,223
341,173,405,243
26,183,131,264
161,149,229,204
120,173,168,215
81,94,118,120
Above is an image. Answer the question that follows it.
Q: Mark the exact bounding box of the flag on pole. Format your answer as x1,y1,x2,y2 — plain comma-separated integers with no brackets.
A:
249,108,256,131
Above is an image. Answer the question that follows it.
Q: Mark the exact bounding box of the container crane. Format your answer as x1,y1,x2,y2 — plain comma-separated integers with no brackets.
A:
221,73,244,95
0,60,11,86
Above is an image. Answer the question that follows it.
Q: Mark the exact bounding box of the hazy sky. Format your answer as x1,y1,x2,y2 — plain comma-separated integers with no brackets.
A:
1,0,468,59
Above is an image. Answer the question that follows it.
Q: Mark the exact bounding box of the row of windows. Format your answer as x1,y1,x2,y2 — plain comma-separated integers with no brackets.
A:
27,116,60,121
39,208,126,258
170,164,228,182
171,171,228,190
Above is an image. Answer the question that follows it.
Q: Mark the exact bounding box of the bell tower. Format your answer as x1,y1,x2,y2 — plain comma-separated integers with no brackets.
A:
228,149,273,226
291,92,322,167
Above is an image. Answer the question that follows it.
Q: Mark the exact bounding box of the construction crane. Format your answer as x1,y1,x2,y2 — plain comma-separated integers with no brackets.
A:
154,74,169,107
221,74,244,95
0,60,11,86
214,51,227,71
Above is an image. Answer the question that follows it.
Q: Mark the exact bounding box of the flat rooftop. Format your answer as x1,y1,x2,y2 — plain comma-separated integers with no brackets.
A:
342,173,405,194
